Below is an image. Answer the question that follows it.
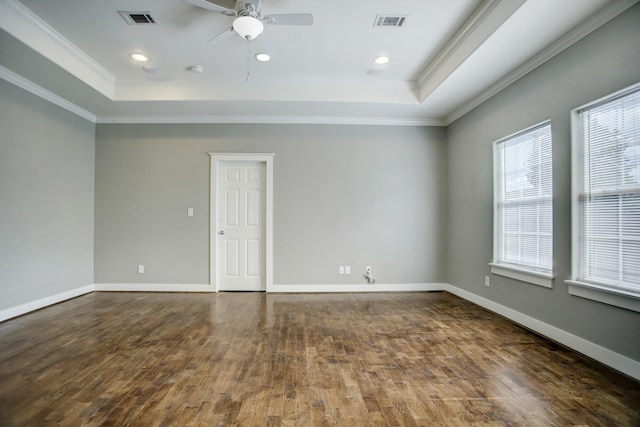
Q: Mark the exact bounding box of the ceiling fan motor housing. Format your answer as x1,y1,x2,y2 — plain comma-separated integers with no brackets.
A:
236,0,262,17
232,0,263,39
189,0,313,45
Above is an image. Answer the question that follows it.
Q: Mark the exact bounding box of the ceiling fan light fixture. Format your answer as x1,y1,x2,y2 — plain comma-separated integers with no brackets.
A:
255,53,271,62
233,16,264,40
374,55,390,65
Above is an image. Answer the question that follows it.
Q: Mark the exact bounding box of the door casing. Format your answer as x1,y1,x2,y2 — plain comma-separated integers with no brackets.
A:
209,153,274,292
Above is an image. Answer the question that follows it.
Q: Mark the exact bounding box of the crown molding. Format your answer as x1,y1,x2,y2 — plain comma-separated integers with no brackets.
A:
112,80,419,104
416,0,525,103
96,115,445,127
1,67,441,126
0,0,116,99
0,66,97,122
444,0,640,125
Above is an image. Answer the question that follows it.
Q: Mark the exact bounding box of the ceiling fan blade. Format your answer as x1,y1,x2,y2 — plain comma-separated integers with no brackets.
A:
263,13,313,26
185,0,235,15
255,32,279,57
207,26,236,46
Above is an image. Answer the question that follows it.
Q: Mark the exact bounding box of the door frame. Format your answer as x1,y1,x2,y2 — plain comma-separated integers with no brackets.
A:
209,153,274,292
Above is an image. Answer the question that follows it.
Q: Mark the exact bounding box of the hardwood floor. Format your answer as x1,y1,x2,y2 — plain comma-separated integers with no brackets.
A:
0,292,638,426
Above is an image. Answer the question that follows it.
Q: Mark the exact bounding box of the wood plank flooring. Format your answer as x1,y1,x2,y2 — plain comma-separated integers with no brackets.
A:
0,291,638,426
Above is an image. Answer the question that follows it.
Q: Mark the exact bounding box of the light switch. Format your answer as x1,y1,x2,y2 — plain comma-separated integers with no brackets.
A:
187,208,194,217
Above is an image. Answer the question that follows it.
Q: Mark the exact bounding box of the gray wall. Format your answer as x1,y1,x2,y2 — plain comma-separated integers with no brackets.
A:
94,124,447,285
446,5,640,361
0,80,95,310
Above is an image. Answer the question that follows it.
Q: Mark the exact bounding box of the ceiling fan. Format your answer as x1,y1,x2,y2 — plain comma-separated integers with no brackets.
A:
186,0,313,46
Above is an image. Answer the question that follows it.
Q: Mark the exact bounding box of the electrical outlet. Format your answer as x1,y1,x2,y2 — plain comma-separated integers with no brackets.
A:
187,208,194,217
345,266,351,275
138,265,145,274
485,276,490,287
339,266,345,275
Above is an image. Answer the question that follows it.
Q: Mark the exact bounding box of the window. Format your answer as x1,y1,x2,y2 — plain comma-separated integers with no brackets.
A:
491,122,553,287
568,84,640,312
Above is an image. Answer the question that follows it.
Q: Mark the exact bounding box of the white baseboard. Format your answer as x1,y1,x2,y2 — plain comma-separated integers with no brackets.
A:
0,285,94,322
268,283,446,293
444,283,640,382
94,283,216,292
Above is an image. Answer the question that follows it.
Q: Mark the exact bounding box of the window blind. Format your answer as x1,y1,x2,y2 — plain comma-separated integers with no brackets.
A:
577,88,640,294
494,122,553,273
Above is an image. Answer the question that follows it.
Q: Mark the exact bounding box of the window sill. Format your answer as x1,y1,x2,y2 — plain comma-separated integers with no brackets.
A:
489,263,554,288
566,280,640,313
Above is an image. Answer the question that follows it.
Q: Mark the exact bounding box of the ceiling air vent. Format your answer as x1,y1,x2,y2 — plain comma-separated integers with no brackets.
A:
118,11,157,25
374,15,407,27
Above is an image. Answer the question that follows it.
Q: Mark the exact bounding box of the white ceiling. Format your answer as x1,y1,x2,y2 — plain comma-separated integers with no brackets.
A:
0,0,636,125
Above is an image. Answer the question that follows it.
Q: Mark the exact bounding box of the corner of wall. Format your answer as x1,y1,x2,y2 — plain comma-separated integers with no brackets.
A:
443,283,640,381
0,285,95,323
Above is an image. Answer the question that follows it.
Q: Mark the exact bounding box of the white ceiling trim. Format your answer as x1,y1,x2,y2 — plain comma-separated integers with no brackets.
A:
0,0,116,99
96,115,445,127
444,0,640,125
112,81,419,104
0,65,97,122
415,0,525,103
1,63,439,126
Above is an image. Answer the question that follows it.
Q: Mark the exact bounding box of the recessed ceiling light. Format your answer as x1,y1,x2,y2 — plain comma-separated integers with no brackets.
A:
130,52,149,62
374,55,390,65
188,65,204,74
255,53,271,62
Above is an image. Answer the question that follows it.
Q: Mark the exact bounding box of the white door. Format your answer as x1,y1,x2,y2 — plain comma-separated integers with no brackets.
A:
216,161,266,291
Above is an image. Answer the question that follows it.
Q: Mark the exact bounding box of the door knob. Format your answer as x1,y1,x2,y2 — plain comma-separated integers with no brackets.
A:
218,230,225,235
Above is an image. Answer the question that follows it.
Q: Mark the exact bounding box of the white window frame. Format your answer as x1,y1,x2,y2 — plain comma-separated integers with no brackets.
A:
490,121,554,288
566,82,640,313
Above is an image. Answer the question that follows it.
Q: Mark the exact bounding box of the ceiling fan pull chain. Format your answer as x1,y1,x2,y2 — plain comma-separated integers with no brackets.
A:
246,39,251,82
